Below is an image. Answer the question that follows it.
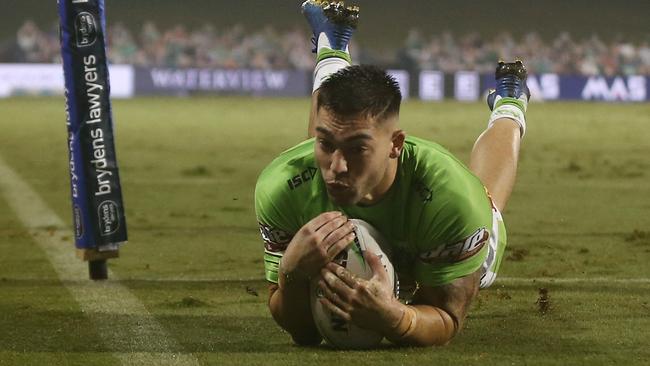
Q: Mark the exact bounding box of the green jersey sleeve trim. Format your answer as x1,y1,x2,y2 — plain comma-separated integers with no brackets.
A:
264,252,282,284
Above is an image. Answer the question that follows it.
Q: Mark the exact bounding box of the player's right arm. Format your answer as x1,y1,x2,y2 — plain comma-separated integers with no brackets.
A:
265,212,356,345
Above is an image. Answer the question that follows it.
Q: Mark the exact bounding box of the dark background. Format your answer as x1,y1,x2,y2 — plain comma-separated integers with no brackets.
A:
2,0,649,48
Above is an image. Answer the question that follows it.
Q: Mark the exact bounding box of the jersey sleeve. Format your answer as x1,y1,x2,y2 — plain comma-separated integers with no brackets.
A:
255,166,300,284
411,148,495,287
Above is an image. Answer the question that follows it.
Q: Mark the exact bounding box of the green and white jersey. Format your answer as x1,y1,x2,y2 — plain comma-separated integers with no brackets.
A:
255,136,502,288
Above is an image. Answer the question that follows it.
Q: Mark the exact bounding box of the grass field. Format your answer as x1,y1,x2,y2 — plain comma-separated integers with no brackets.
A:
0,97,649,365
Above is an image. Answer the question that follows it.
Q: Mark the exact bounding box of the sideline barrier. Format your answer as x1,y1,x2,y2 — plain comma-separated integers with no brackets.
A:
1,63,648,102
133,67,310,96
0,63,133,98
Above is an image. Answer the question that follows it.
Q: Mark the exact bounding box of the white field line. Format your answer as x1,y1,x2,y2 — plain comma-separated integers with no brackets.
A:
56,276,649,285
3,276,650,285
497,277,650,284
0,155,200,366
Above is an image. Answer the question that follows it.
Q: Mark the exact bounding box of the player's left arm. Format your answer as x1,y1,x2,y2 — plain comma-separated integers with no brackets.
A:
386,163,493,345
387,270,480,346
318,251,480,347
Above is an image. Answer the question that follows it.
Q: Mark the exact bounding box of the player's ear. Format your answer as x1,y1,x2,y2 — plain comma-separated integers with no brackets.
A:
389,130,405,159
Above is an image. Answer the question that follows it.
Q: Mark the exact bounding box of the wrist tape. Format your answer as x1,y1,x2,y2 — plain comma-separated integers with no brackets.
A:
488,102,527,138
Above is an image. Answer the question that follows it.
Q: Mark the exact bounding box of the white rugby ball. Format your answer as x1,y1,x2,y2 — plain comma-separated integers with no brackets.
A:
310,219,397,349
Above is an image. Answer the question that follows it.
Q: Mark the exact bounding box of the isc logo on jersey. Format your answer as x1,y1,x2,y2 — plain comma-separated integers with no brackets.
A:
419,227,489,263
287,167,317,190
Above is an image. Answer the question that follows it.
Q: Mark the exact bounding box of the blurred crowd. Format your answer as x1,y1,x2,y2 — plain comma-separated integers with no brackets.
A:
398,29,650,76
1,20,314,70
3,20,650,76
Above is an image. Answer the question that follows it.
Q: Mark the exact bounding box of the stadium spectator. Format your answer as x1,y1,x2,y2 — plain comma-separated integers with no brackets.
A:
2,19,650,76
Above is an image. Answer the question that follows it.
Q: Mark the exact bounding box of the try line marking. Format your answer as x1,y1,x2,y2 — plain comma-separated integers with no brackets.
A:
0,155,200,366
497,277,650,284
86,276,650,285
4,276,650,284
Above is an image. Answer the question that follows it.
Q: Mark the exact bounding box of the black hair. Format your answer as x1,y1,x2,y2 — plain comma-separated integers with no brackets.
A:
317,64,402,121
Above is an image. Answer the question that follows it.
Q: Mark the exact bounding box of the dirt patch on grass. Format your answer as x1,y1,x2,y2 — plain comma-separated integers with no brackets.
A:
536,288,551,315
624,229,650,245
164,296,211,308
507,247,530,261
181,165,212,177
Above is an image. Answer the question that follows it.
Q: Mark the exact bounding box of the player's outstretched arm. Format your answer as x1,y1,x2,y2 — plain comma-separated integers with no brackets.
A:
318,251,480,346
389,271,481,346
267,211,356,345
302,0,359,137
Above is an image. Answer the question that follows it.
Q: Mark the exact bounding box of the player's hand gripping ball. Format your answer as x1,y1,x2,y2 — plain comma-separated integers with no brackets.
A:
310,219,397,349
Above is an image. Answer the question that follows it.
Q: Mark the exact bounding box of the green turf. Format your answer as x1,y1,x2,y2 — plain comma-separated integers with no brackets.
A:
0,97,649,365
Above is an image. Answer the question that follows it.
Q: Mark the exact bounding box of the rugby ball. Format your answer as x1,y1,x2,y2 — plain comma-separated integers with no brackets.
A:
310,219,397,349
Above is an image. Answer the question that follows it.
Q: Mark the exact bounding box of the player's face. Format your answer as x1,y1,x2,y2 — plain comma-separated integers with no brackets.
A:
314,108,403,206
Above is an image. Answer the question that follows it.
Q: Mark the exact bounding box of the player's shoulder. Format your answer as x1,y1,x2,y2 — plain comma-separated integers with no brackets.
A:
255,138,321,223
255,138,323,241
256,138,317,193
403,135,468,172
403,135,485,198
401,135,493,243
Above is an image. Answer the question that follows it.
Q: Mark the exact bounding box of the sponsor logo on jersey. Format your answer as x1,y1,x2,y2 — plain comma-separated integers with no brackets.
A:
419,227,489,263
258,222,292,252
287,167,318,190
